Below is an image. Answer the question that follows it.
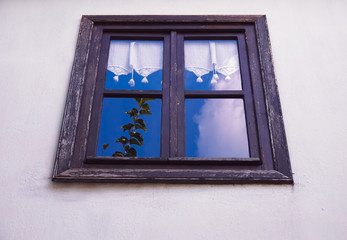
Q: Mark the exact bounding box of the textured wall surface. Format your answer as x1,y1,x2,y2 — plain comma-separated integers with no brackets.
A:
1,0,347,239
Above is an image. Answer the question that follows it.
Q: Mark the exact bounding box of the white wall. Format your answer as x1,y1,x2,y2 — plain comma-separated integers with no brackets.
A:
1,0,347,239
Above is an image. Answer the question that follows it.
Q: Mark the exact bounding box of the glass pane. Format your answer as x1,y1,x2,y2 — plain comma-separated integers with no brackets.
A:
97,98,161,157
106,40,163,90
184,40,242,90
186,99,249,157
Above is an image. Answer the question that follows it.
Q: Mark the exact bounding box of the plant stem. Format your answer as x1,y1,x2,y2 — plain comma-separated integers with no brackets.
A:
124,104,143,155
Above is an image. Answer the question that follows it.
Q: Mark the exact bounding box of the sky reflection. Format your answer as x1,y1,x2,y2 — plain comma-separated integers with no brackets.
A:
186,99,249,158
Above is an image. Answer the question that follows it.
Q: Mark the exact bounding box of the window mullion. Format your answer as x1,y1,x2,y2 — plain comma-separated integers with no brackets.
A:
169,31,179,157
176,33,186,157
160,34,171,158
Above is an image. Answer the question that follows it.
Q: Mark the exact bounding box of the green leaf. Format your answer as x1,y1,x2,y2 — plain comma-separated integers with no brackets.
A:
112,151,124,157
130,138,141,146
129,131,144,144
125,147,137,157
136,118,145,125
135,124,147,132
142,103,150,111
103,143,109,150
121,123,134,131
129,131,136,138
135,118,147,132
125,108,138,117
139,109,152,115
135,98,144,108
116,136,128,145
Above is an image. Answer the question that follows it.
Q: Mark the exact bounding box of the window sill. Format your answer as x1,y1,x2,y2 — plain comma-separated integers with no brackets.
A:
53,167,292,184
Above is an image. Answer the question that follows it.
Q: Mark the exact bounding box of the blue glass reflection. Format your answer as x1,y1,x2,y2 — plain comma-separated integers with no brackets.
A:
105,70,163,90
97,98,161,157
185,70,214,91
186,99,249,157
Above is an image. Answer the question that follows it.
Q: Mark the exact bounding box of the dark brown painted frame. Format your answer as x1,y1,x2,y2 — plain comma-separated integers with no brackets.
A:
52,15,293,183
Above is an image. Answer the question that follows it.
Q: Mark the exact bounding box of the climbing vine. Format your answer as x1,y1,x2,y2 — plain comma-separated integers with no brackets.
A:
102,98,154,157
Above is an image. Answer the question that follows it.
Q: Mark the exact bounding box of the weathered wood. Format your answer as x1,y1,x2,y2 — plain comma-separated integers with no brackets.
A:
255,16,292,177
53,16,94,176
100,24,250,32
103,89,162,98
84,32,111,157
53,168,292,184
85,15,263,23
237,34,260,159
85,156,261,165
71,25,104,167
176,34,185,157
184,90,244,98
169,31,178,157
244,24,275,171
161,35,171,158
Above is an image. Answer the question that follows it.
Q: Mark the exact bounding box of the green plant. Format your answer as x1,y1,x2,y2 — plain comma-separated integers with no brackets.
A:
103,98,154,157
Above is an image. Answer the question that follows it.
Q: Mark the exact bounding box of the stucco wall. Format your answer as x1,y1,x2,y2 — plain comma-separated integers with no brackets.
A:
1,0,347,239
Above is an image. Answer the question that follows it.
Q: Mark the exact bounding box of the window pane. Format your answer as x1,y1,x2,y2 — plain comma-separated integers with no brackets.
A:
106,40,163,90
186,99,249,157
97,98,161,157
184,40,242,90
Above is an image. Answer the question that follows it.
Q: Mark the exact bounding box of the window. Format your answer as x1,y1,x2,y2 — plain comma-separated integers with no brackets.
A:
53,15,293,183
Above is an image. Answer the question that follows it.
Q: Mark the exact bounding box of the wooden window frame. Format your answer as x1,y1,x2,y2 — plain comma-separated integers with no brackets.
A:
52,15,293,184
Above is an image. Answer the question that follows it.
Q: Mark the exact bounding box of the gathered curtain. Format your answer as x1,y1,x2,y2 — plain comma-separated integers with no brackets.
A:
107,40,240,87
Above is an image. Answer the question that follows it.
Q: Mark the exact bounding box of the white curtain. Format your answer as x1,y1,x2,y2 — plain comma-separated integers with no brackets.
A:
107,40,163,87
184,40,240,83
107,40,240,86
